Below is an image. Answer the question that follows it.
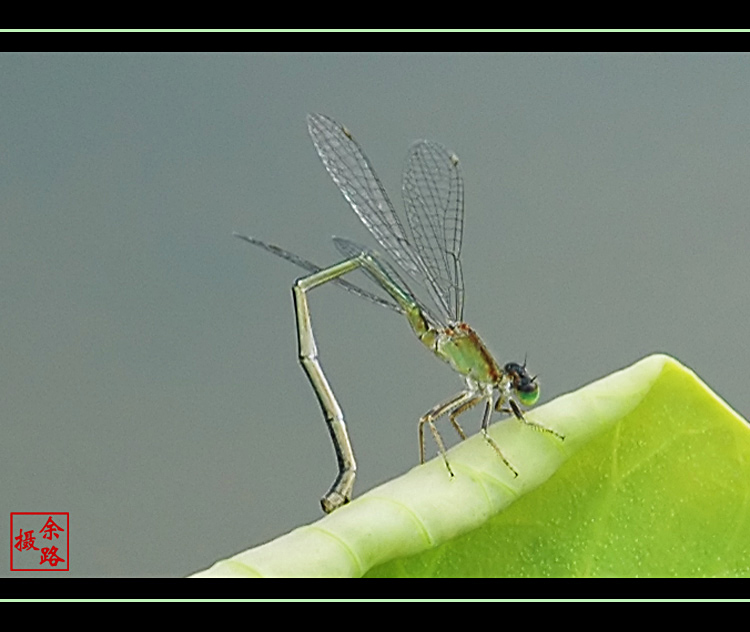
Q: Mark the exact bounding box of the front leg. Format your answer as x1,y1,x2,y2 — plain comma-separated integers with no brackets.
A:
498,398,565,442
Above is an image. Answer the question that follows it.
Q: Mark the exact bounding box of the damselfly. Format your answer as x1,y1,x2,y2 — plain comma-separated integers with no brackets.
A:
236,114,563,513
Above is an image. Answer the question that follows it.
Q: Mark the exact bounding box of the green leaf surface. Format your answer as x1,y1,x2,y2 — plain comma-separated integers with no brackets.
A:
192,353,750,578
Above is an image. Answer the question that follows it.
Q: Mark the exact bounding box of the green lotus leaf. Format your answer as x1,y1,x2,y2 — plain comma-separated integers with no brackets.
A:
192,353,750,578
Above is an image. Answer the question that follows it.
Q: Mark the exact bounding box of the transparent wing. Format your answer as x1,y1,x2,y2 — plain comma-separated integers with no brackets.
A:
402,140,466,322
332,236,440,326
234,233,404,314
307,113,453,323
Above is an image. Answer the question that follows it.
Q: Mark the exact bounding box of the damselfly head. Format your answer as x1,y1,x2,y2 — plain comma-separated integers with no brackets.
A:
503,361,540,407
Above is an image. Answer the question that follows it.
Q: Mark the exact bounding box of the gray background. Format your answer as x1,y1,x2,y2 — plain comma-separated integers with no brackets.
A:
2,52,748,577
